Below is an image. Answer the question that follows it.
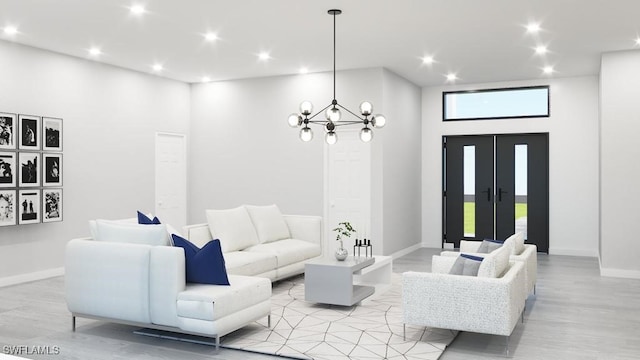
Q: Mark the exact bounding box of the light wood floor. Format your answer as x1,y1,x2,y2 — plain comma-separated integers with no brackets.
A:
1,248,639,359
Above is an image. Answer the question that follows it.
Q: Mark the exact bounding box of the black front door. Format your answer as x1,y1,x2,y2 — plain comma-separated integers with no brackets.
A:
443,133,549,252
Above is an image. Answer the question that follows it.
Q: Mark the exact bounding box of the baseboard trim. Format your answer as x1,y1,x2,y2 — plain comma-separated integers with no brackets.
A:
0,267,65,288
390,243,423,260
548,248,598,257
600,267,640,279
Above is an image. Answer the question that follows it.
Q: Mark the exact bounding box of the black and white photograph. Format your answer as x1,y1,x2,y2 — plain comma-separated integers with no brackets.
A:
18,114,41,150
42,188,62,223
43,153,62,186
0,113,16,150
0,152,16,188
18,152,40,187
18,189,40,224
43,117,62,151
0,189,17,227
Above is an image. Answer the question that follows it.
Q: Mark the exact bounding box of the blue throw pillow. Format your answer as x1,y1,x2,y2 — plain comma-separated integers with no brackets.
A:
137,211,161,225
171,234,230,286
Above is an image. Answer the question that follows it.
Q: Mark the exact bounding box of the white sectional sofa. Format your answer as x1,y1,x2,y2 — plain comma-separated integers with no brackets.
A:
183,205,323,281
65,238,272,349
65,205,322,348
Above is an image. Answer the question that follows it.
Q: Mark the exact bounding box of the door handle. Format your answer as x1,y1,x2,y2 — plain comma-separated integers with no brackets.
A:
498,188,508,201
481,187,491,202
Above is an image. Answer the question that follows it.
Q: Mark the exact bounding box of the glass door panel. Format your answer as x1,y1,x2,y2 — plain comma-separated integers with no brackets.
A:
464,145,475,237
514,144,528,240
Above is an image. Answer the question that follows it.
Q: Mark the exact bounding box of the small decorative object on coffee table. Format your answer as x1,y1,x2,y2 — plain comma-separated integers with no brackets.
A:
332,221,355,261
353,238,372,257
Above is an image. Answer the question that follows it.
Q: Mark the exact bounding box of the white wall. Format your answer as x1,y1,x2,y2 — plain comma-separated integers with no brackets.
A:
188,72,328,222
380,69,422,255
600,50,640,278
0,41,190,284
422,76,600,256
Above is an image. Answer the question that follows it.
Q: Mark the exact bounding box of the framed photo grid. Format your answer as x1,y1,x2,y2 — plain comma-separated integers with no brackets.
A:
0,111,63,226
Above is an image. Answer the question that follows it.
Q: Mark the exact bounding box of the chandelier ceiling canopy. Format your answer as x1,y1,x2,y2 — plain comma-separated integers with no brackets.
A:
288,9,386,144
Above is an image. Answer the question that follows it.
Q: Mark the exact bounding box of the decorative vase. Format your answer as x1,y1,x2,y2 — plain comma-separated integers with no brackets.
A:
335,240,348,261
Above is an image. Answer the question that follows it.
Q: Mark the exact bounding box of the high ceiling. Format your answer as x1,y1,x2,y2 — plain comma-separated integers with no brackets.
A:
1,0,639,86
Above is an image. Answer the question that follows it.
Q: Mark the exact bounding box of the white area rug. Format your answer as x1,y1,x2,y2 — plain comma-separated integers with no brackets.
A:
221,274,457,360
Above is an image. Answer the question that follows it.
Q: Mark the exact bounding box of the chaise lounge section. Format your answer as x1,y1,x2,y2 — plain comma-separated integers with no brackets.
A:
65,233,272,349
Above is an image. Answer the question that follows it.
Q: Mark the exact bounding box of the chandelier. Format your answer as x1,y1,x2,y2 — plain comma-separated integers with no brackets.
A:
287,9,386,144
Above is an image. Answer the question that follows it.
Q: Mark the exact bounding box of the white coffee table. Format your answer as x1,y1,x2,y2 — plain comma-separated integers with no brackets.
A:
304,256,375,306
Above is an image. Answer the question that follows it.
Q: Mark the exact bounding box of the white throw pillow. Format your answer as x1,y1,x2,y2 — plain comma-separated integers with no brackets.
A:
206,206,260,252
94,220,169,246
504,232,525,255
245,204,291,243
477,244,510,278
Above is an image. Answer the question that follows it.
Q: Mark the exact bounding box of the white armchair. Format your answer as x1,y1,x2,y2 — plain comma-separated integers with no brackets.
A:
442,234,537,297
402,255,526,350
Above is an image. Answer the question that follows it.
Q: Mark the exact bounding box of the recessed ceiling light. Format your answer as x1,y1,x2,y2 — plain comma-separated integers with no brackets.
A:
535,45,548,55
204,32,217,42
152,63,163,72
258,52,271,61
543,66,554,74
422,56,435,65
130,4,145,15
299,67,309,74
445,73,457,82
201,76,211,82
526,23,541,34
89,47,102,56
3,26,18,35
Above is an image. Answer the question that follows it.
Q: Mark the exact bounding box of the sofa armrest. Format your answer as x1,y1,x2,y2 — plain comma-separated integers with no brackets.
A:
149,246,186,327
431,255,457,274
65,238,152,324
512,244,537,293
402,261,525,336
283,215,322,245
459,240,482,253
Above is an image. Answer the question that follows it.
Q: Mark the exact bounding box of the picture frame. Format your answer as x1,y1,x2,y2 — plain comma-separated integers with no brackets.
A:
43,117,63,151
0,152,17,188
42,188,62,223
0,189,17,226
18,189,41,224
18,152,41,187
0,113,17,150
43,153,62,187
18,114,41,150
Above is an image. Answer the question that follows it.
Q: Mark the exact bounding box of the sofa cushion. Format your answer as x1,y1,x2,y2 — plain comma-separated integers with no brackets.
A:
172,234,230,286
245,204,291,243
223,251,277,276
94,220,169,246
137,211,160,225
477,244,510,278
177,275,271,321
206,206,259,252
449,254,483,276
245,239,321,268
504,232,525,255
477,239,504,253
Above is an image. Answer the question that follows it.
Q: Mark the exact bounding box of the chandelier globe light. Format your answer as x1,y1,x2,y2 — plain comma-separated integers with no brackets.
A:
288,9,386,144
